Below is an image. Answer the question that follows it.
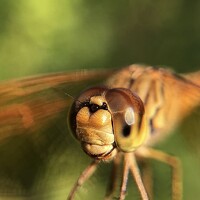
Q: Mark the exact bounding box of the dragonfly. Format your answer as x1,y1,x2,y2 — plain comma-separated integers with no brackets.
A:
0,64,199,200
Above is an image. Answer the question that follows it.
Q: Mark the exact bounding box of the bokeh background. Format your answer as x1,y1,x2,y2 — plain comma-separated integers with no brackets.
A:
0,1,200,200
0,0,200,80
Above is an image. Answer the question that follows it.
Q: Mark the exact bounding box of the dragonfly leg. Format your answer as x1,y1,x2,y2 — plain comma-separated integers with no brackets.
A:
119,153,149,200
140,160,154,200
119,153,130,200
67,160,99,200
136,147,182,200
105,153,122,200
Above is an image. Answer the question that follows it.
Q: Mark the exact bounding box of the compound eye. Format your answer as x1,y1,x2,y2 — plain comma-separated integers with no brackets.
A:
105,88,147,152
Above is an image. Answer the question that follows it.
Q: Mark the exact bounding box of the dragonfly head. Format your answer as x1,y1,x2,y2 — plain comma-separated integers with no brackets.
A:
69,87,147,161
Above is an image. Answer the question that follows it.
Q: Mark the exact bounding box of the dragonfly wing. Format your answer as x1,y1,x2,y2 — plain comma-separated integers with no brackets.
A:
0,69,111,198
0,70,112,139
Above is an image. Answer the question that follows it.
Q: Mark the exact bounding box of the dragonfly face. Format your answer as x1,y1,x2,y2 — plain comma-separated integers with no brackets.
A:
0,64,199,200
69,86,146,160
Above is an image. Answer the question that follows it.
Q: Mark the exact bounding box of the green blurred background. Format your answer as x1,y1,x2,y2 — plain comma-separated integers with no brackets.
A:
0,0,200,80
0,1,200,200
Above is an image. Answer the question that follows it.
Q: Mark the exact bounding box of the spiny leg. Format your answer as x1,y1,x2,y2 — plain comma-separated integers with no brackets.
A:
119,153,149,200
136,147,182,200
67,160,99,200
105,153,122,200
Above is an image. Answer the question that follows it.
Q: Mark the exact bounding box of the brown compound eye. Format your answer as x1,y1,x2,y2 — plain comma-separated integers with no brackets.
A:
69,87,147,160
105,88,147,152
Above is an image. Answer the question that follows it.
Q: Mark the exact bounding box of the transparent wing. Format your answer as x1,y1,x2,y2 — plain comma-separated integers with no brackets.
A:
0,70,112,139
0,70,111,200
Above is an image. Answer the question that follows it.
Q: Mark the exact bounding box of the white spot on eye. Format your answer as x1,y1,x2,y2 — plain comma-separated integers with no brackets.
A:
125,107,135,125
